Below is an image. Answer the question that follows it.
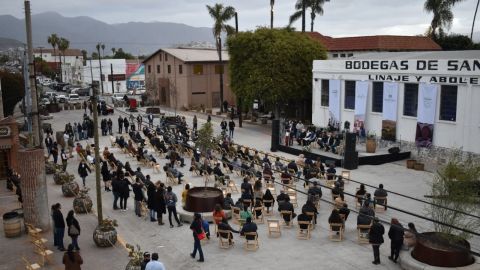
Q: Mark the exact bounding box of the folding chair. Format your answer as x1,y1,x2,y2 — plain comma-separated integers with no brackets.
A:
243,232,259,251
280,210,293,228
329,223,344,241
305,211,316,229
297,221,312,239
226,179,239,194
231,207,241,224
263,199,274,216
267,219,281,237
357,224,371,244
32,241,54,266
253,206,264,224
217,229,234,248
22,257,41,270
341,170,350,184
374,197,387,212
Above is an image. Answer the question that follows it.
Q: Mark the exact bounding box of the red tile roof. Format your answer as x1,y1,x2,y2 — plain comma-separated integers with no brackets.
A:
34,48,83,56
306,32,441,52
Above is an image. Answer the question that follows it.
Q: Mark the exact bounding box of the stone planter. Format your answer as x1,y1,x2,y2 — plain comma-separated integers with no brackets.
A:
406,159,416,169
414,162,425,171
73,191,93,214
53,172,75,185
45,162,61,174
125,260,141,270
62,181,80,197
412,232,474,267
366,138,377,153
93,227,117,247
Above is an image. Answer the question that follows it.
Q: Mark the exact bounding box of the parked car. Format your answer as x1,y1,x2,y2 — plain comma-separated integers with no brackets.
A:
112,93,125,102
40,98,50,105
144,107,163,118
44,92,58,100
57,95,67,103
54,83,69,92
68,94,80,103
76,87,91,96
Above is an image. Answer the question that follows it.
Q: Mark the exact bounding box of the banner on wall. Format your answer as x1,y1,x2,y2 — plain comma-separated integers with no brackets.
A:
416,83,438,147
381,82,399,141
328,79,341,128
354,81,368,135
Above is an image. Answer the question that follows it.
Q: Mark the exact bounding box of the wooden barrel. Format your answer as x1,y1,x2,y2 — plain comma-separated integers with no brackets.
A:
414,162,425,171
3,212,22,238
406,159,416,169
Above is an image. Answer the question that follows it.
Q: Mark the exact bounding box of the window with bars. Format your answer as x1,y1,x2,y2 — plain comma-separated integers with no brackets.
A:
440,85,457,121
193,65,203,75
179,65,183,74
156,65,160,73
372,82,383,113
403,83,418,117
321,80,329,106
167,65,171,74
344,81,355,110
147,65,151,73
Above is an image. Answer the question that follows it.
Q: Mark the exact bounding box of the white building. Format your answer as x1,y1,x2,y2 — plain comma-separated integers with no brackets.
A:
83,59,127,94
33,48,83,84
312,51,480,157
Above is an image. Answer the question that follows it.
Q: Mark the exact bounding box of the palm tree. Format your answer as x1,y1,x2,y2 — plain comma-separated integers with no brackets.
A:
206,3,236,113
309,0,328,32
47,33,59,76
270,0,275,29
289,0,328,32
471,0,479,39
101,44,105,58
424,0,464,39
111,47,116,57
57,37,70,82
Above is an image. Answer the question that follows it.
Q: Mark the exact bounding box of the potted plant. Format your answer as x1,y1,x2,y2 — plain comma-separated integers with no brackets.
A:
412,154,478,267
62,178,80,197
53,171,75,185
93,217,118,247
73,188,93,214
125,244,143,270
45,161,62,175
366,131,377,153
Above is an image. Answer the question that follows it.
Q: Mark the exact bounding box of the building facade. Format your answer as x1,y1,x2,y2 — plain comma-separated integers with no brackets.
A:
143,48,234,109
312,51,480,160
84,59,127,93
34,48,83,84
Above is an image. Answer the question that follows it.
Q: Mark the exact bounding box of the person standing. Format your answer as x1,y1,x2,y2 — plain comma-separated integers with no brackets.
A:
111,175,121,210
165,186,183,228
192,115,198,131
228,120,235,138
61,149,69,172
133,178,145,217
119,177,131,211
124,117,130,134
52,203,66,251
207,115,211,123
77,161,91,187
66,210,81,250
145,253,165,270
154,183,166,225
51,142,59,164
62,244,83,270
118,116,124,134
141,252,151,270
190,213,205,262
369,217,385,265
107,118,113,135
101,161,111,191
388,218,405,263
220,120,227,134
147,183,157,222
137,114,143,131
148,113,154,128
45,134,53,157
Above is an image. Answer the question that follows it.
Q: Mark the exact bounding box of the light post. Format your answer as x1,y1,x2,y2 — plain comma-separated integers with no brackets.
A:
91,82,103,224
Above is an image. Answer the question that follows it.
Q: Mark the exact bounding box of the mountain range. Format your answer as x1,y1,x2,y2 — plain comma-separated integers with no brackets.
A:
0,12,215,56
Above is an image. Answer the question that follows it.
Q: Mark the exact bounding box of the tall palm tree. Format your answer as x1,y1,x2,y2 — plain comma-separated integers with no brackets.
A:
206,3,236,112
111,47,116,57
289,0,328,32
270,0,275,29
309,0,328,32
471,0,479,39
57,37,70,82
101,44,105,58
424,0,464,39
47,33,59,76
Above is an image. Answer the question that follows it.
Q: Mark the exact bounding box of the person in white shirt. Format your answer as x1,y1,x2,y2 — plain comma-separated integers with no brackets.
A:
145,253,166,270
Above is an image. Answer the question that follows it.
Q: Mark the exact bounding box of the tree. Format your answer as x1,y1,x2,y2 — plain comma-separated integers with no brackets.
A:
0,71,25,116
111,47,116,56
101,44,105,57
289,0,328,32
112,48,135,60
196,122,215,154
47,33,59,75
206,3,236,112
81,50,87,65
91,52,99,60
424,0,464,39
270,0,275,29
472,0,479,39
434,33,479,50
227,28,326,119
57,37,70,82
34,57,54,78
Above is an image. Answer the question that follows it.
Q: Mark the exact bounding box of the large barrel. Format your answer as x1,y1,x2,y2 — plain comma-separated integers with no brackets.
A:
3,212,22,238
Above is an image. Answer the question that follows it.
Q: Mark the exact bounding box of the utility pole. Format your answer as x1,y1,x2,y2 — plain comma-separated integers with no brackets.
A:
22,47,32,133
110,63,114,93
234,12,242,128
0,78,3,119
97,43,104,95
91,82,103,224
24,0,41,146
89,58,94,84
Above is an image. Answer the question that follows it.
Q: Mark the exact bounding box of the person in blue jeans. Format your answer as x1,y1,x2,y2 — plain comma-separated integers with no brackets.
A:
190,213,204,262
52,203,66,251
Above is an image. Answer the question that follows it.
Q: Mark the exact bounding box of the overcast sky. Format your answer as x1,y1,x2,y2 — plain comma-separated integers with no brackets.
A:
3,0,479,38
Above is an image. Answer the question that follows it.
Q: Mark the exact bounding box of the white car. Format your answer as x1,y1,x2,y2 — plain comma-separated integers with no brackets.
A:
45,92,57,100
68,94,80,103
57,95,67,103
112,93,125,102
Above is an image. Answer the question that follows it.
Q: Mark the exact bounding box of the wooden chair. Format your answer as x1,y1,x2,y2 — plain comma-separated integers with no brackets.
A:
263,199,274,216
243,199,252,210
341,170,350,184
329,223,344,241
166,172,177,186
32,241,54,266
109,136,117,147
217,229,234,249
267,219,281,237
231,207,241,224
253,206,264,224
226,179,239,194
305,211,316,229
243,232,259,251
22,257,41,270
297,221,312,240
280,210,293,228
355,195,363,209
26,224,47,245
288,192,298,208
374,196,387,212
357,224,372,244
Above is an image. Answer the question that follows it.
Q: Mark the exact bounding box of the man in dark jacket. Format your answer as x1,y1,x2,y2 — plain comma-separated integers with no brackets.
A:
78,161,91,187
146,183,157,222
240,217,257,240
388,218,404,263
118,116,124,134
52,203,66,251
140,252,150,270
132,178,145,217
124,117,130,133
369,217,385,265
118,178,130,211
111,177,121,210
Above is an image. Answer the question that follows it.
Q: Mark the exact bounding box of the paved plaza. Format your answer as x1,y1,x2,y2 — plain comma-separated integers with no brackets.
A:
1,100,478,270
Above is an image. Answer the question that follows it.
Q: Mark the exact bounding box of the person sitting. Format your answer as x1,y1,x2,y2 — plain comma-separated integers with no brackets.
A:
240,217,258,240
212,204,226,225
262,189,275,213
332,182,345,201
241,192,253,208
364,193,373,207
328,209,344,232
234,198,244,210
240,177,253,195
318,132,328,149
403,222,417,248
374,184,388,210
274,157,284,171
253,199,263,218
223,193,234,210
280,169,292,184
278,196,296,223
356,184,367,205
357,202,375,226
163,164,183,184
338,203,351,221
302,130,317,146
287,160,299,178
213,163,226,186
326,164,336,180
335,176,345,190
253,180,263,200
240,206,253,220
301,199,318,224
262,164,273,181
308,181,322,202
276,190,290,205
297,209,312,230
217,218,239,245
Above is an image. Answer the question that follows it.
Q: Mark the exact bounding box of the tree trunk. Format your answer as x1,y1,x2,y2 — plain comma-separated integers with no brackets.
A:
471,0,480,39
218,37,224,113
270,8,274,29
301,2,306,32
310,12,314,32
